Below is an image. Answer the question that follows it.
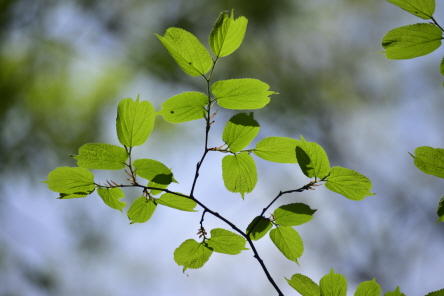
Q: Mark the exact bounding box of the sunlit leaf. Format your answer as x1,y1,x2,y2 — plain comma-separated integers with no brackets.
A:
156,28,212,77
43,167,95,195
325,167,375,201
206,228,248,255
246,216,273,240
157,92,208,123
383,286,405,296
269,226,304,264
425,288,444,296
436,196,444,223
410,146,444,178
286,273,320,296
116,97,156,147
174,239,213,271
133,159,177,195
320,269,348,296
223,112,260,153
296,136,330,179
354,278,381,296
97,187,126,212
222,152,257,198
254,137,301,163
72,143,127,170
127,196,157,224
274,203,316,226
157,192,197,212
382,23,442,60
386,0,435,20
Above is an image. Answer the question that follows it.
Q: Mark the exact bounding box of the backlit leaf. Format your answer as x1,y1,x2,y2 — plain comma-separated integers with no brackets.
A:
97,187,126,212
43,167,95,195
133,159,177,195
174,239,213,271
206,228,248,255
354,278,381,296
254,137,301,163
296,136,330,179
209,10,248,57
425,288,444,296
116,97,156,147
246,216,273,240
286,273,320,296
410,146,444,178
383,286,405,296
127,196,157,224
386,0,435,19
157,92,208,123
269,226,304,264
382,23,442,60
223,112,260,153
320,269,348,296
436,196,444,223
72,143,127,170
325,167,375,201
156,28,212,77
212,79,277,110
274,203,316,226
157,192,197,212
222,152,257,198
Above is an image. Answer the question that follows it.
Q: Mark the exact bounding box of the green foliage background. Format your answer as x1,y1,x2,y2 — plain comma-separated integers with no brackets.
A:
1,0,443,295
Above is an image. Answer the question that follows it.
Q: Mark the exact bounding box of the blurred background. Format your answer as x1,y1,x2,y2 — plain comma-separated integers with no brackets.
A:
1,0,443,295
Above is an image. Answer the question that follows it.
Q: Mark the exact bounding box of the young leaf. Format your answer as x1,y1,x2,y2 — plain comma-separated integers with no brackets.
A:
286,273,320,296
320,268,348,296
254,136,301,163
386,0,435,20
269,226,304,264
174,239,213,271
127,196,157,224
155,28,212,77
206,228,248,255
354,278,381,296
246,216,273,240
425,288,444,296
157,192,197,212
296,136,330,179
212,79,277,110
209,10,248,57
383,286,405,296
43,167,95,195
157,92,208,123
72,143,127,170
116,97,156,147
58,192,90,199
325,166,375,201
440,57,444,76
436,196,444,223
133,159,177,195
410,146,444,178
382,23,442,60
223,112,260,153
273,203,317,226
97,187,126,212
222,152,257,198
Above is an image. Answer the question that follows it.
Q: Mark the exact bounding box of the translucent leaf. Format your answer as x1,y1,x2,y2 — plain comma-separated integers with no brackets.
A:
386,0,435,20
72,143,127,170
410,146,444,178
273,203,317,226
157,192,197,212
116,97,156,147
246,216,273,240
223,112,260,153
325,167,375,201
425,288,444,296
383,286,405,296
174,239,213,271
382,23,442,60
436,196,444,223
269,226,304,264
286,273,320,296
157,92,208,123
43,167,95,195
127,196,157,224
209,10,248,57
58,192,90,199
440,57,444,76
354,278,382,296
155,28,212,77
254,137,301,163
97,187,126,212
222,152,257,198
212,79,278,110
133,159,177,195
206,228,248,255
296,136,330,179
320,269,348,296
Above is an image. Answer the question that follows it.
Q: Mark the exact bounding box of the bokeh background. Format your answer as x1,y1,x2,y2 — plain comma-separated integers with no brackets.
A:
1,0,443,295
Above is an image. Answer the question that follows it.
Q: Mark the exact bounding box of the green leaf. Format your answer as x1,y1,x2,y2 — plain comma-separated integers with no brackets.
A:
58,192,90,199
157,92,208,123
133,159,177,195
296,136,330,179
155,28,212,77
425,288,444,296
320,269,348,296
157,192,197,212
436,196,444,223
386,0,435,20
206,228,248,255
254,137,301,163
440,57,444,76
209,10,248,57
354,279,381,296
286,273,320,296
246,216,273,240
212,78,277,110
116,97,156,147
383,286,405,296
325,167,375,201
410,146,444,178
382,23,442,60
174,239,213,271
223,112,260,153
269,226,304,264
72,143,127,170
97,187,126,212
273,203,317,226
222,152,257,198
127,196,157,224
43,167,95,195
